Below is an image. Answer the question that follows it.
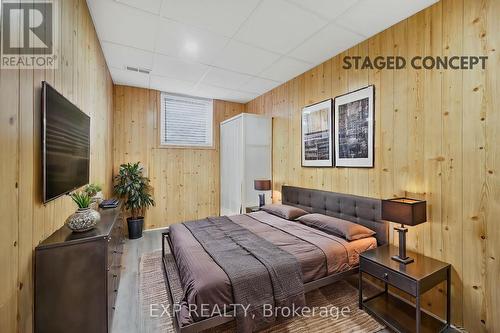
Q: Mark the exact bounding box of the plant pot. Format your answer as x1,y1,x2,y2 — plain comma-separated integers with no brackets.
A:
127,217,144,239
89,191,104,210
91,191,104,204
66,208,100,232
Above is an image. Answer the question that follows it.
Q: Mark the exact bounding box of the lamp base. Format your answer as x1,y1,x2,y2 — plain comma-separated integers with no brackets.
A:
391,224,414,265
258,193,265,207
391,254,414,264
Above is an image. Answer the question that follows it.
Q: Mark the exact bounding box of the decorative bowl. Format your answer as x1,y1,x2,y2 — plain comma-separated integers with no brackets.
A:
66,208,100,232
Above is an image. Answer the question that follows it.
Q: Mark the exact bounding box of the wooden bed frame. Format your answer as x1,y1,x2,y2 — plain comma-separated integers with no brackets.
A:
161,186,388,333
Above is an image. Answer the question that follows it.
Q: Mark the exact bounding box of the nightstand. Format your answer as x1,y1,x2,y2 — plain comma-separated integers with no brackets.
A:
359,245,451,333
245,206,260,213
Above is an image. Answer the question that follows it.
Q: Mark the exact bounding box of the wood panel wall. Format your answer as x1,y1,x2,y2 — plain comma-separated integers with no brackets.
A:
113,85,245,229
0,0,114,332
246,0,499,331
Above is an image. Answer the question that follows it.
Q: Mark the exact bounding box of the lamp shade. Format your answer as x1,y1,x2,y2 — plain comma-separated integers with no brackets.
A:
382,198,427,226
254,179,271,191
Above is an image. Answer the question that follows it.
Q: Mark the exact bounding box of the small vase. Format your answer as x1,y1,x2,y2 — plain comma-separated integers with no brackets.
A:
66,208,101,232
92,191,104,204
90,191,104,210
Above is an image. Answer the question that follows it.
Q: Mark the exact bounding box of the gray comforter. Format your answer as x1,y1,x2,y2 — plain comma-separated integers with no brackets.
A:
183,216,305,332
169,212,377,331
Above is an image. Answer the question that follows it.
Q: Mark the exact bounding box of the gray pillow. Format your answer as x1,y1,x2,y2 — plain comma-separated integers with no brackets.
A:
261,204,308,220
297,213,376,241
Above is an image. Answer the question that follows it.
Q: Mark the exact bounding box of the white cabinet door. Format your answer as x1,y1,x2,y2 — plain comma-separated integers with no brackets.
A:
243,115,272,208
220,117,242,216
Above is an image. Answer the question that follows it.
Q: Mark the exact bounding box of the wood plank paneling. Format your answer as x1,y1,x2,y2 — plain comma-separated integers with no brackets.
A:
0,0,114,332
245,0,499,331
441,0,464,325
0,35,21,333
113,86,245,229
484,2,500,332
462,0,487,331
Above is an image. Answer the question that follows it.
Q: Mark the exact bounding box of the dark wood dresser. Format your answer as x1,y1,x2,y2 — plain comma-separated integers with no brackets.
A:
35,205,125,333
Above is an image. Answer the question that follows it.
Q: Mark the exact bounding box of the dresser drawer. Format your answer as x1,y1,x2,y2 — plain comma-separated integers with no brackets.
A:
107,270,119,301
360,257,417,296
107,240,123,263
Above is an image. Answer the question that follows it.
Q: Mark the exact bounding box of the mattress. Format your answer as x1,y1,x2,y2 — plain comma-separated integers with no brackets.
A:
168,210,377,326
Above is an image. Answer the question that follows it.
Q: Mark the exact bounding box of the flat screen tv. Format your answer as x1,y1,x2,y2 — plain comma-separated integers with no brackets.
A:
42,81,90,203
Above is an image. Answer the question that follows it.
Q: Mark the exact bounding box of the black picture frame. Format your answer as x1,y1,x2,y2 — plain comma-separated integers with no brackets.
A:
334,85,375,168
301,98,334,167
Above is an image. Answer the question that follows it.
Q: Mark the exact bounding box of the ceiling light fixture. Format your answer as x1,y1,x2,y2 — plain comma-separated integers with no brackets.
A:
184,41,199,55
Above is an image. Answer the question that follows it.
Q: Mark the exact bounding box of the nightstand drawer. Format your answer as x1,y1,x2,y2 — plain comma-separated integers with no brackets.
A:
361,258,417,296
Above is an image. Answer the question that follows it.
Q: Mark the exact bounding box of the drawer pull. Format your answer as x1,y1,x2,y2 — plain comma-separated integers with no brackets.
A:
113,274,117,278
383,273,389,280
114,289,118,293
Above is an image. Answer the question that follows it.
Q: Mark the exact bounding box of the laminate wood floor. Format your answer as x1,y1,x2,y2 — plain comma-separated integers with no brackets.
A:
112,229,460,333
112,229,167,333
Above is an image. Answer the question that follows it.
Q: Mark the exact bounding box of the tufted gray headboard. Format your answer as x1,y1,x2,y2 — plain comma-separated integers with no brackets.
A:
282,186,388,246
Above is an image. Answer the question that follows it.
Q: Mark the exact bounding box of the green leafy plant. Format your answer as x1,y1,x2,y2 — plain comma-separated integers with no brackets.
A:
113,162,155,219
70,191,91,209
84,183,102,197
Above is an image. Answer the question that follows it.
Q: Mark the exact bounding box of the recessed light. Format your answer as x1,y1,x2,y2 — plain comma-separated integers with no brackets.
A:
185,41,198,54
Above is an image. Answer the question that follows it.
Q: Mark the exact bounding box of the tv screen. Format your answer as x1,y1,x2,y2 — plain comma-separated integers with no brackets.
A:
42,81,90,203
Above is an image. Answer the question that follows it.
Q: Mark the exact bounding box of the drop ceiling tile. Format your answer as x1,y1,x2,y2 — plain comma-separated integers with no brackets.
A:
155,18,229,65
90,0,438,101
260,56,313,81
193,84,258,103
240,77,280,95
149,75,197,94
201,68,253,90
234,0,327,54
193,83,233,100
335,0,437,37
290,23,365,64
161,0,261,37
87,0,159,51
152,54,209,82
224,91,260,103
286,0,357,20
101,42,154,71
115,0,163,14
110,67,150,88
212,40,280,75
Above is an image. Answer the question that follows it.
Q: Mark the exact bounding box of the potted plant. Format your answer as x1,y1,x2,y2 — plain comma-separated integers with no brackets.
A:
113,162,155,239
65,191,101,232
84,183,103,209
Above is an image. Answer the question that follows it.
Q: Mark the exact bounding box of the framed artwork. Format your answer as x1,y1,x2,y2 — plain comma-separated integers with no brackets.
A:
301,99,334,167
334,85,375,168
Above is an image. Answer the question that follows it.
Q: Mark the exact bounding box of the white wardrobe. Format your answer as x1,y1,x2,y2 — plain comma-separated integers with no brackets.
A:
220,113,272,216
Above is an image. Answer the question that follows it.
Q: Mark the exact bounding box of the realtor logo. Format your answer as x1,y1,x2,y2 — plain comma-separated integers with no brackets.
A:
1,0,58,69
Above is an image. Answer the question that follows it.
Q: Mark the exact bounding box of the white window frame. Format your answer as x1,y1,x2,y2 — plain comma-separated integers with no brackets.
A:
159,93,214,148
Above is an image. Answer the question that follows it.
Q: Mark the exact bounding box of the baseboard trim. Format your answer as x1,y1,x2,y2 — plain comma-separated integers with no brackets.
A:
144,226,169,233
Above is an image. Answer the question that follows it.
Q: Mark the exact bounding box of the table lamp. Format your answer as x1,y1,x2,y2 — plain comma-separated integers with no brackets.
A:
382,198,427,264
254,180,271,207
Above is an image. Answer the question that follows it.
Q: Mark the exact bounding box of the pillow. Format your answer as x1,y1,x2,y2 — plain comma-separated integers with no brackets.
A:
297,213,376,241
261,204,308,220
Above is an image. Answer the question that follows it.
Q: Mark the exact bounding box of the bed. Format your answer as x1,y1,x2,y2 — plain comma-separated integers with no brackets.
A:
162,186,388,333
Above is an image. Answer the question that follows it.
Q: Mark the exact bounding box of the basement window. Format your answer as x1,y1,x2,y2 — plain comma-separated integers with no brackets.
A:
160,93,213,148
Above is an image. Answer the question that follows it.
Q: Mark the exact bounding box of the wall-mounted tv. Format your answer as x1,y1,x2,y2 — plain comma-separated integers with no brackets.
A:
42,81,90,203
